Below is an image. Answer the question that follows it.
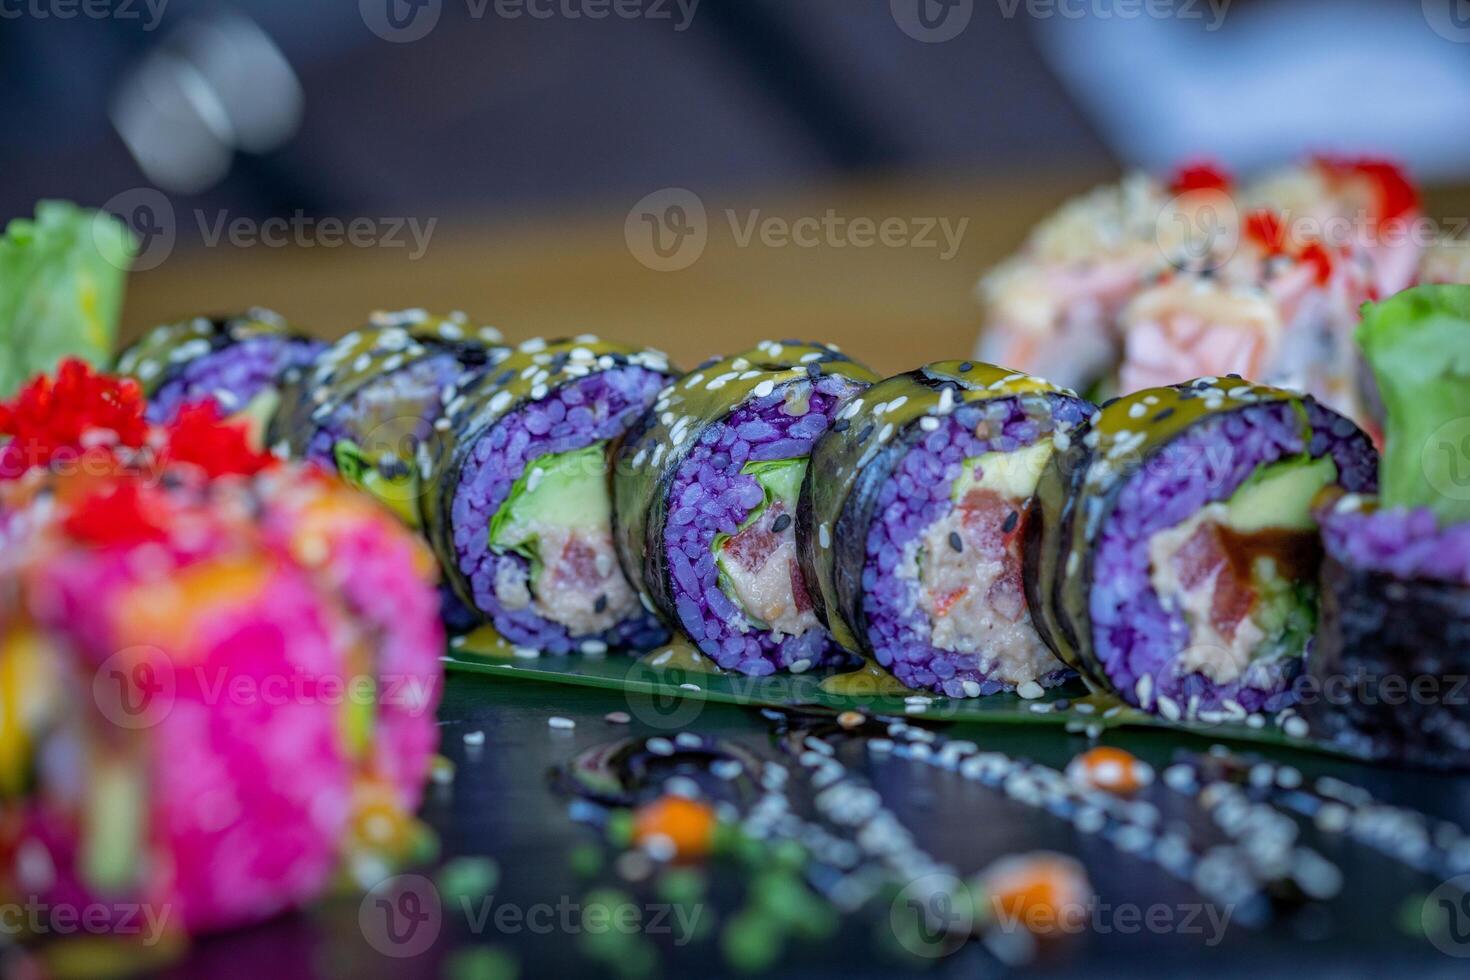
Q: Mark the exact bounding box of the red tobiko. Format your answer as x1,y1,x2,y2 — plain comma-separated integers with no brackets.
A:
61,479,168,547
0,359,148,480
1315,155,1420,222
164,401,277,478
1168,161,1232,196
1245,209,1287,254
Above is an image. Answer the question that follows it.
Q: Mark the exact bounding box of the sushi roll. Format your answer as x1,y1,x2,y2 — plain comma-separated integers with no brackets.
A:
975,164,1235,395
1117,209,1376,423
269,309,507,524
1305,286,1470,768
1,476,355,935
1244,155,1422,298
1025,377,1377,717
423,336,675,653
798,361,1094,697
115,309,324,430
613,341,879,675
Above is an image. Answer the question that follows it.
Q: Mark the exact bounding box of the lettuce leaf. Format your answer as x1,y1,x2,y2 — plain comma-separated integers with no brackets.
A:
0,201,136,398
1357,284,1470,523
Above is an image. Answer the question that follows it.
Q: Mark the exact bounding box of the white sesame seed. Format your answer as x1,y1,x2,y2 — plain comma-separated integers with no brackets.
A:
1016,681,1044,700
463,730,486,745
548,716,575,730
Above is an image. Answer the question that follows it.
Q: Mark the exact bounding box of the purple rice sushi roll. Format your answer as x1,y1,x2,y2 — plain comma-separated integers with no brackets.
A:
116,309,324,429
269,309,507,524
1303,285,1470,769
613,342,879,675
1026,377,1377,718
424,336,676,653
798,362,1094,698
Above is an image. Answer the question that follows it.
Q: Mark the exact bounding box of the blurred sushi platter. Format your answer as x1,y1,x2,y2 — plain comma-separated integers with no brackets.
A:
5,158,1470,977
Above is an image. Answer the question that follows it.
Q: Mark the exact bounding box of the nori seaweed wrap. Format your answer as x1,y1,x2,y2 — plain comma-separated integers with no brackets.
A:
424,336,675,653
613,341,879,675
1025,377,1377,717
798,361,1094,697
1302,285,1470,769
116,308,324,425
268,309,507,524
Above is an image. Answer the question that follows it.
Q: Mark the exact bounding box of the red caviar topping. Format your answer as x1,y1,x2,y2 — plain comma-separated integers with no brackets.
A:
164,400,277,478
1298,241,1335,286
61,480,168,547
1315,155,1419,222
0,359,147,480
1168,161,1232,196
631,795,717,861
1245,209,1287,254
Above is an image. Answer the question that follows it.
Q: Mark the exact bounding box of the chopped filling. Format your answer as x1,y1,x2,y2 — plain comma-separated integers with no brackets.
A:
900,445,1064,685
488,443,636,635
1147,455,1334,684
715,459,816,638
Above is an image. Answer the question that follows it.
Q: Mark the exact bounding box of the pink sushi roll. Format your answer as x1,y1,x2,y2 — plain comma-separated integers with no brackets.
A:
1117,209,1376,423
975,164,1235,394
3,479,354,935
1244,155,1423,299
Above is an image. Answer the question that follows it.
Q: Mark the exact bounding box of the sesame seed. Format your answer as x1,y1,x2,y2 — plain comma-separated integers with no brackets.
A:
548,716,575,730
948,531,963,553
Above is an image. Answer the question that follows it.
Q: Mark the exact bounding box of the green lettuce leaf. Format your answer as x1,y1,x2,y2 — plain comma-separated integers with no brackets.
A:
1357,284,1470,522
0,201,136,397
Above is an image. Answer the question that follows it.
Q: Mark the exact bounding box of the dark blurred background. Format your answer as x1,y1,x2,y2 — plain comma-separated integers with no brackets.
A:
5,0,1470,365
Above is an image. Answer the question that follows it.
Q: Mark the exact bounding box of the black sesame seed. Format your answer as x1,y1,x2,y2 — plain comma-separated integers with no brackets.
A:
1226,373,1242,380
1001,510,1019,534
833,418,851,433
806,363,822,379
1152,407,1176,423
772,514,792,533
594,594,608,614
495,370,515,386
857,423,875,442
948,531,963,553
958,361,973,373
1052,698,1071,711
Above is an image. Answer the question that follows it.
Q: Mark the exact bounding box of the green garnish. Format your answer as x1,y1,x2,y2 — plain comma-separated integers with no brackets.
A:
0,201,136,397
332,439,421,527
712,458,808,624
487,443,612,591
1357,284,1470,523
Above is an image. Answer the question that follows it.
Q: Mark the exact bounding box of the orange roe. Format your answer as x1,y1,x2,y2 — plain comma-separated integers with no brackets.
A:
631,795,717,861
978,852,1091,937
1245,209,1287,254
0,359,147,479
1065,746,1154,795
1314,154,1419,222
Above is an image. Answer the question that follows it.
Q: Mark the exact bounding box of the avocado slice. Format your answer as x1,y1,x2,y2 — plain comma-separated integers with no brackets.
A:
488,443,613,588
712,457,809,625
1225,454,1338,533
333,439,422,528
951,440,1055,504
